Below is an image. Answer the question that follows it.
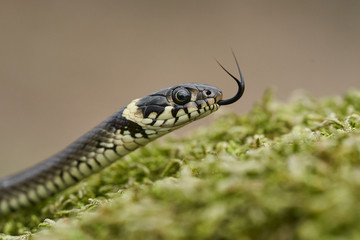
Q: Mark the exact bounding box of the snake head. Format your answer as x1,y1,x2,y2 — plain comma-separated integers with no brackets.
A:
126,84,223,130
122,53,244,132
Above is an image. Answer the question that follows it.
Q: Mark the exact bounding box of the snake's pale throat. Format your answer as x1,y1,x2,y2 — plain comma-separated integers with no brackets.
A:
0,54,245,214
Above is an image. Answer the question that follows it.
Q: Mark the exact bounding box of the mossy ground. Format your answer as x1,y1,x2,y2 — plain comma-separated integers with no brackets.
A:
1,90,360,240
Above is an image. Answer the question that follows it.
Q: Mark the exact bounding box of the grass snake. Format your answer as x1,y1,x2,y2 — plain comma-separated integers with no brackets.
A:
0,54,245,214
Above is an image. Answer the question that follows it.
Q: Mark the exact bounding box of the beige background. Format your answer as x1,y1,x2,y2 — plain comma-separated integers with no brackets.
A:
1,0,359,177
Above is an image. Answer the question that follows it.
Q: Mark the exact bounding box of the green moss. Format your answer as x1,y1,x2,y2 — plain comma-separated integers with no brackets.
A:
1,89,360,240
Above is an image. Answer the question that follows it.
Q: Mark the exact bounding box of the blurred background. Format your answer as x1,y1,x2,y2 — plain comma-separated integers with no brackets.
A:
0,0,359,177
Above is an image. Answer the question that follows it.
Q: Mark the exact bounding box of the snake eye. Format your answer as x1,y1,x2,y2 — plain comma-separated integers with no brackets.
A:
172,87,191,105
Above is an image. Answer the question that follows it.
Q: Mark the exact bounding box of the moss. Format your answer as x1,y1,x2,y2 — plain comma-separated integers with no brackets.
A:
1,89,360,240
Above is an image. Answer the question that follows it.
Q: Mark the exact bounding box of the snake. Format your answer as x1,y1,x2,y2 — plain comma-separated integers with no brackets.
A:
0,54,245,215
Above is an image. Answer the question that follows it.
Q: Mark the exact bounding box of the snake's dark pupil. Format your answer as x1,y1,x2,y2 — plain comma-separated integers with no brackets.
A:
177,91,186,100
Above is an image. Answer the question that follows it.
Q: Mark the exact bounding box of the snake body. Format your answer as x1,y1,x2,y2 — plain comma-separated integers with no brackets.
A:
0,55,245,214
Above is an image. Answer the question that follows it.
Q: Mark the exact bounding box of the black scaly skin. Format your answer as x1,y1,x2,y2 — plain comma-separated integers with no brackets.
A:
0,108,140,213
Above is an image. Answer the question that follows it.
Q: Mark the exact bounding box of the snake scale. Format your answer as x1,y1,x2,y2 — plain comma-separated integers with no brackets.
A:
0,54,245,215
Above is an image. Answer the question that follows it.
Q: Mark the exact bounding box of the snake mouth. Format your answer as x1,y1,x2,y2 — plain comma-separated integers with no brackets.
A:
172,97,220,125
140,97,220,130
